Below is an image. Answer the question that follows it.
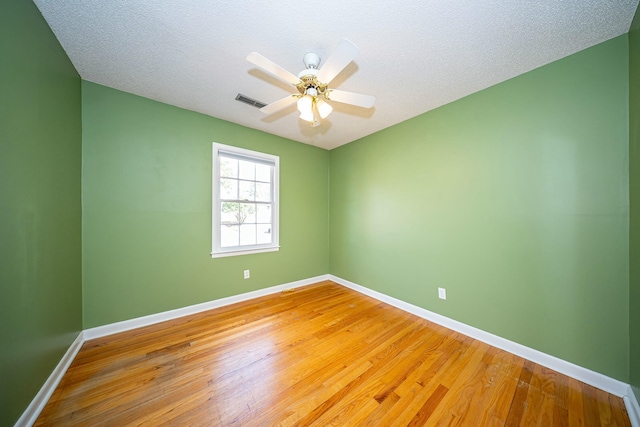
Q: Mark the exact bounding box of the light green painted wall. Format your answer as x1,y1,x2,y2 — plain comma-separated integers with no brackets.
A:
0,0,83,424
629,11,640,400
329,36,630,381
82,81,329,328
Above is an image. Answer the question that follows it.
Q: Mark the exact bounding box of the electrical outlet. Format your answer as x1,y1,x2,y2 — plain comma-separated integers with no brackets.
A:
438,287,447,300
244,269,250,279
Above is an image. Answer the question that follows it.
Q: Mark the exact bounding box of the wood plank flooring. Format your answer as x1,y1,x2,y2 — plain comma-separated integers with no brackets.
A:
36,281,631,426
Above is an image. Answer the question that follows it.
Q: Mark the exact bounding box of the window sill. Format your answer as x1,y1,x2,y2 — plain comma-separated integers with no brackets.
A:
210,246,280,259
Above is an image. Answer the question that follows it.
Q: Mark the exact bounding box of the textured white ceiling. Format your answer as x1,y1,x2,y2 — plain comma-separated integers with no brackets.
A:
34,0,638,150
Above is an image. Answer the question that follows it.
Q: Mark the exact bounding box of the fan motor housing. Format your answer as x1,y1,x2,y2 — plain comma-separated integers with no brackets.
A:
295,74,328,96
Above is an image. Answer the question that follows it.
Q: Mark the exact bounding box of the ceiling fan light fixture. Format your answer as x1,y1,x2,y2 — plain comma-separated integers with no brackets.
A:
315,97,333,119
297,94,313,115
298,89,332,125
297,95,315,122
247,39,375,128
299,109,315,123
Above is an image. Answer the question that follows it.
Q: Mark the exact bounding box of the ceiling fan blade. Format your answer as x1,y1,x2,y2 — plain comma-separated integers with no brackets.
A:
259,95,299,115
325,89,375,109
316,39,359,84
247,52,300,85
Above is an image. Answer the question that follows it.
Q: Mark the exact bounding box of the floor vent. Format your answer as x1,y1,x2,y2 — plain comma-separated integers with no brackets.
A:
235,93,267,109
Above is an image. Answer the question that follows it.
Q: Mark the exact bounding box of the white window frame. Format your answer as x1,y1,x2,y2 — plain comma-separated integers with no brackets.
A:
211,143,279,258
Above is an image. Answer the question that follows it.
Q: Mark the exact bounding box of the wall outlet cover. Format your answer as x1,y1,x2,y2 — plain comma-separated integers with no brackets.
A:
438,287,446,300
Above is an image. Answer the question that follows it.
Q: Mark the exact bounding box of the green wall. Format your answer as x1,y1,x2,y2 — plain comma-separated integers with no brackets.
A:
329,36,630,381
629,10,640,400
0,0,83,424
82,81,329,328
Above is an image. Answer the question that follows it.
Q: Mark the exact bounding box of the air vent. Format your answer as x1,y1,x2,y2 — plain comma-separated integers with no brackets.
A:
235,94,267,109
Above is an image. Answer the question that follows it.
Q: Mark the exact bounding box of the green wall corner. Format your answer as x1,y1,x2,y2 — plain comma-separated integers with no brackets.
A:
329,35,630,382
629,8,640,401
81,81,329,328
0,0,83,424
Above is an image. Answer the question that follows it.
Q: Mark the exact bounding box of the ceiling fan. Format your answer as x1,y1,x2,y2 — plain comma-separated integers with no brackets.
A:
247,39,375,127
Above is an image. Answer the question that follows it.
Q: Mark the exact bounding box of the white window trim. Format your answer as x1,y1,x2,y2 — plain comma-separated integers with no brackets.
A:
211,143,280,258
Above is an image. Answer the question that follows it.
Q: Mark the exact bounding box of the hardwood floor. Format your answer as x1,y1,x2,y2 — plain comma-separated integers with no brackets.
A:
36,281,631,426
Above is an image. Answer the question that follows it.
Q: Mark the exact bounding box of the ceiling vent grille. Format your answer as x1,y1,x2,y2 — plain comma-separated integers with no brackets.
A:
235,94,267,109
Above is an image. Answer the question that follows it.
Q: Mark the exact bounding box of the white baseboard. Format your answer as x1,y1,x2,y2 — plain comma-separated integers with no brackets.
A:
14,331,84,427
625,385,640,427
17,275,330,426
83,274,330,340
329,274,631,399
17,274,638,426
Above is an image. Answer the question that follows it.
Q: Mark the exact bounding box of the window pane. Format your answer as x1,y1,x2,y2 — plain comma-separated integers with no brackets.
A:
256,163,271,183
221,224,239,247
239,160,255,180
213,143,279,256
256,204,271,223
257,224,272,244
220,178,238,200
221,202,239,225
239,181,255,201
220,157,238,178
239,203,256,224
239,224,257,245
255,182,271,202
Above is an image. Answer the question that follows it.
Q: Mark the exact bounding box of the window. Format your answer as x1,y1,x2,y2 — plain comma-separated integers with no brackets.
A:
212,143,279,257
